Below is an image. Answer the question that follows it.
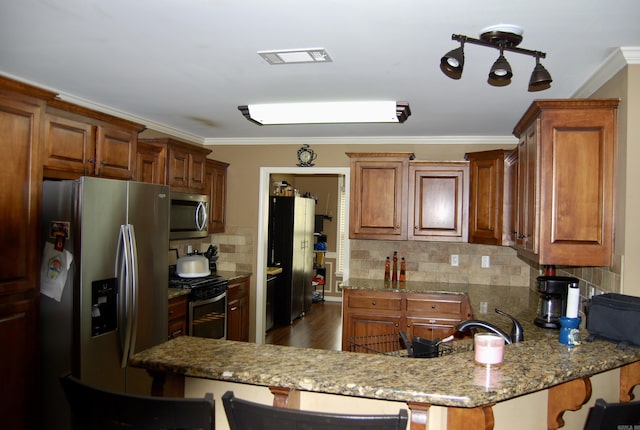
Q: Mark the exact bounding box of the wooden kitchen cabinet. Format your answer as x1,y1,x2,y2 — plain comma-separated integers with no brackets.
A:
204,159,229,233
168,295,188,340
167,139,210,193
465,149,518,246
0,76,56,430
346,152,413,240
135,139,167,184
341,289,472,351
43,99,144,180
138,137,212,193
408,162,469,242
512,99,618,266
227,276,250,342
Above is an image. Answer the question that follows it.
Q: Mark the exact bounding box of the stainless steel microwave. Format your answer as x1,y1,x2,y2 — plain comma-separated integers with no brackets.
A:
170,191,209,240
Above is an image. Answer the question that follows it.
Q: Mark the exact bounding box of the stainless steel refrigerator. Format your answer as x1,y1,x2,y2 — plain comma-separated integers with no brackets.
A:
40,177,170,429
267,196,315,325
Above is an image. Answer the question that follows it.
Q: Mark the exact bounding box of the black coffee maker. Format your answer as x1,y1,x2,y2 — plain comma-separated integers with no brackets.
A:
534,276,579,329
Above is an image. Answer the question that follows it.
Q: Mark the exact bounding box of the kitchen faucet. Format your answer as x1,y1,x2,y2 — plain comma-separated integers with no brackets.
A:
455,308,524,344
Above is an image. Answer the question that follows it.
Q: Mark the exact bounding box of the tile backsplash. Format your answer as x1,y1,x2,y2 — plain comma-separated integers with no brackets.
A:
349,240,532,287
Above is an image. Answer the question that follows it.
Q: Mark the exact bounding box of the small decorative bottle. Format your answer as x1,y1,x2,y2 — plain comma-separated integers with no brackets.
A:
399,257,406,281
384,257,391,281
392,251,398,281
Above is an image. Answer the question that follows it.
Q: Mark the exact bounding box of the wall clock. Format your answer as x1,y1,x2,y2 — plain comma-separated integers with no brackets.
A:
296,144,317,167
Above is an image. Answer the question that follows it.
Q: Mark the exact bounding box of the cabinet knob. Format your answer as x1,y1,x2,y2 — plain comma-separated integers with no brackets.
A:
371,301,376,305
431,305,437,309
230,306,238,311
87,158,94,163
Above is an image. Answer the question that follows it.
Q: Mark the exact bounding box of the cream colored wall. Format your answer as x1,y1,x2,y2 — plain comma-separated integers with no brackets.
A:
591,64,640,295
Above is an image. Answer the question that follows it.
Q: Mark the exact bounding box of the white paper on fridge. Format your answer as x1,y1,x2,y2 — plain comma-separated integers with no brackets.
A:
40,241,73,302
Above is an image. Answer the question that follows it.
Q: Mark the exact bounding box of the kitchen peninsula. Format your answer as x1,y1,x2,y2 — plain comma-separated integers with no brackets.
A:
130,281,640,430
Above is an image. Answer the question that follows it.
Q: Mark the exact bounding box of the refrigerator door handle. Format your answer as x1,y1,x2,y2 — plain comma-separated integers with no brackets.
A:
195,201,207,231
127,224,140,359
116,225,135,368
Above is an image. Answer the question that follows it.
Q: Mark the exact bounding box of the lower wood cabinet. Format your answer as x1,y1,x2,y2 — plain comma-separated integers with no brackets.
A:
168,295,188,340
227,276,250,342
341,289,472,352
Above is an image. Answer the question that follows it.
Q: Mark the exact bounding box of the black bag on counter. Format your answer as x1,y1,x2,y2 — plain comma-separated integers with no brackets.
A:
586,293,640,347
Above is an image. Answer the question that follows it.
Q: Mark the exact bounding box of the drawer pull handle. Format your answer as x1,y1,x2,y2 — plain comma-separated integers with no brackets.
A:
230,306,238,311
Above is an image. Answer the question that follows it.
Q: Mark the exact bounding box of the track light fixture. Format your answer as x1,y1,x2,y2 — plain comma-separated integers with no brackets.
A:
440,25,552,91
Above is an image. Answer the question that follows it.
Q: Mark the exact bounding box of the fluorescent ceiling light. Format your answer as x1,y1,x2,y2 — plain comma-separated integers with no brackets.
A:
258,48,332,65
238,101,411,125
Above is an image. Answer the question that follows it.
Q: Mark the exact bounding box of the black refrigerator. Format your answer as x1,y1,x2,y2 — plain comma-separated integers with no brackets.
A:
268,196,315,325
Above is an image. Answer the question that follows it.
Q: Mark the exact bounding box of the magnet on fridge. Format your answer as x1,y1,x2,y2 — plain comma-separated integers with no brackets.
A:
50,221,70,251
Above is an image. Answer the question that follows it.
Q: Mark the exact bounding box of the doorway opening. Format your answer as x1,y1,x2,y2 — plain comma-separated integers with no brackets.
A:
255,167,350,345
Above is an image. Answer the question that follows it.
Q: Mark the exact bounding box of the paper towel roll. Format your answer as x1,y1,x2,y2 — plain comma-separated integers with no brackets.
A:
566,284,580,318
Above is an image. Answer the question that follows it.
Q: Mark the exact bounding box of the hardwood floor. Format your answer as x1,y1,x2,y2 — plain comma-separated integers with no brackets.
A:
265,301,342,351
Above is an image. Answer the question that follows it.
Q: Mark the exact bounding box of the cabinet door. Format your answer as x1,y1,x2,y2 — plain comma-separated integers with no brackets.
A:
516,122,538,254
135,140,166,184
467,151,504,245
537,107,615,266
167,145,190,189
189,151,207,192
349,158,409,240
408,163,469,242
43,113,95,178
227,277,250,342
0,93,43,429
343,312,402,352
95,125,136,179
204,159,228,233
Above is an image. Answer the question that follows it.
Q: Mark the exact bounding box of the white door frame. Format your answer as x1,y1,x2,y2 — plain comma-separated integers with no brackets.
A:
254,167,350,344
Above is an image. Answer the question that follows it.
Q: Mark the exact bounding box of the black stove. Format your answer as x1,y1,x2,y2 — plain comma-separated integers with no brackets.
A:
168,268,228,302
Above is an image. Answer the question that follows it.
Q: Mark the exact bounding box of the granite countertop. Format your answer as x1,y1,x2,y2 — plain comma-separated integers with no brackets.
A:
134,279,640,408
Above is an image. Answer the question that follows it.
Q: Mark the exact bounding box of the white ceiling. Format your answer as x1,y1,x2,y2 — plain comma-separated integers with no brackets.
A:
2,0,639,145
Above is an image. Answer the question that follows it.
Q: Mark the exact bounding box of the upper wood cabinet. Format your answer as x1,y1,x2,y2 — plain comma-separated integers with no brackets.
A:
0,76,56,430
512,99,618,266
135,139,167,184
408,162,469,242
137,138,212,193
205,159,229,233
465,149,518,246
347,152,413,240
43,99,144,180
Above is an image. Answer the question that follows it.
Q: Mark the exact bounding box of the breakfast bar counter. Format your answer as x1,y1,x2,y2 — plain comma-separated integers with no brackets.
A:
131,281,640,430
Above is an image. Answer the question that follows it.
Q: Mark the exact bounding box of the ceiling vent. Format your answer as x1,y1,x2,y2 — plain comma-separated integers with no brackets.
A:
258,48,332,65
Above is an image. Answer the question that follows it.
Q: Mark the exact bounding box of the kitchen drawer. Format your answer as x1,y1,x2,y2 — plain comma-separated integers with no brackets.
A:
406,295,464,317
168,296,187,319
227,277,249,301
347,292,402,312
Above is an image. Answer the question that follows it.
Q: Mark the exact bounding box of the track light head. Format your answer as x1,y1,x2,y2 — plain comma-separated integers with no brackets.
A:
488,52,512,86
445,26,551,91
528,59,553,92
440,45,465,79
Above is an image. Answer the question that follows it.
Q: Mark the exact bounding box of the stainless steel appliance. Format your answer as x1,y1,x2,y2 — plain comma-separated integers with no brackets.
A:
534,276,579,328
170,191,209,240
41,177,170,429
169,272,228,338
267,196,315,325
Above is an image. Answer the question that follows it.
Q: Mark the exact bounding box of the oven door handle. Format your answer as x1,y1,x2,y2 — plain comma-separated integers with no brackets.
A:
195,201,207,232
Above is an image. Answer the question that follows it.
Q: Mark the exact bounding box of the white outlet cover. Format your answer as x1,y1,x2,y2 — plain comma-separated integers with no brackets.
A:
451,255,459,266
481,256,490,268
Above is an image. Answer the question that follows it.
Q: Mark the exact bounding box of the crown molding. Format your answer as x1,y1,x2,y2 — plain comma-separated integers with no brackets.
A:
202,135,517,146
573,46,640,98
